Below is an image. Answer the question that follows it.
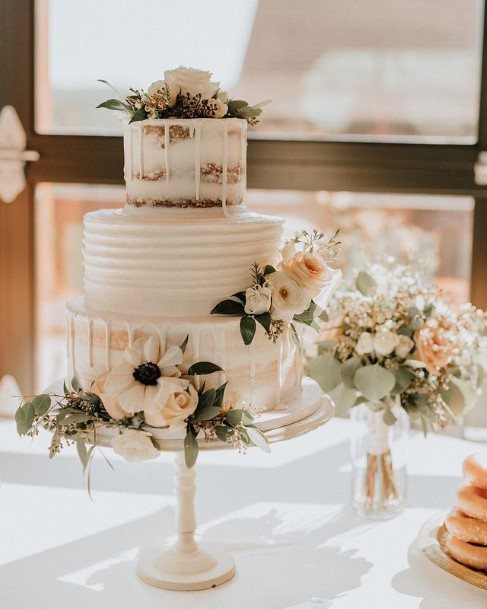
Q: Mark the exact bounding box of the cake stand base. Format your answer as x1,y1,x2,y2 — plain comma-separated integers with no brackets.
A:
137,543,235,591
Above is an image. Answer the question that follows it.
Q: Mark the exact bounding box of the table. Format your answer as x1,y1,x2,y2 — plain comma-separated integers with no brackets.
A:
0,416,485,608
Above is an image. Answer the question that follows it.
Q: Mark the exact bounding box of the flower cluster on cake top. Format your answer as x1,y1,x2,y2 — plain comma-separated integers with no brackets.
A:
98,66,268,124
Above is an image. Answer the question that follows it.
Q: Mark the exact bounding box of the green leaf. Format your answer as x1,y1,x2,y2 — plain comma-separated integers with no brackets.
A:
31,394,51,416
329,383,357,415
187,361,223,376
231,291,246,303
441,381,466,415
198,388,216,410
246,426,271,453
240,316,257,345
71,374,81,392
397,325,414,337
308,353,342,392
227,99,249,111
383,406,397,425
393,367,415,394
423,303,435,318
211,299,246,316
62,413,93,425
184,430,199,468
179,334,189,354
294,301,318,325
255,312,272,334
194,406,221,421
353,364,396,401
15,403,29,436
263,264,276,275
319,310,329,322
225,409,254,426
129,107,147,123
76,435,89,469
96,98,129,111
213,382,228,409
214,425,232,442
340,357,362,388
356,271,376,296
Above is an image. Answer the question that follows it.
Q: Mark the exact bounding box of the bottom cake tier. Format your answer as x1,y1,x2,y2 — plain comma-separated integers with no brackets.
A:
67,296,302,412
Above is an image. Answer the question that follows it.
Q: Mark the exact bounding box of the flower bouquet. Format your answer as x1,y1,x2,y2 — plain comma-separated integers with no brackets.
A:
15,334,269,495
309,263,487,516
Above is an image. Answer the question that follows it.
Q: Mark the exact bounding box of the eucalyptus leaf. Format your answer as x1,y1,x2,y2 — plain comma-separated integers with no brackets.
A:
353,364,396,401
76,436,89,469
227,99,249,111
382,406,397,426
15,404,28,436
225,409,253,426
308,353,342,392
329,383,357,415
393,367,415,394
71,374,81,392
340,357,362,388
215,425,231,442
356,271,376,296
246,426,270,453
240,316,257,346
187,362,223,376
184,430,199,468
31,394,51,416
294,301,318,324
441,381,466,415
211,299,246,316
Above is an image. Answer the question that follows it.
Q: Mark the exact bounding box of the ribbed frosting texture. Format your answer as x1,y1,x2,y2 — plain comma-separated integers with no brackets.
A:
83,208,284,316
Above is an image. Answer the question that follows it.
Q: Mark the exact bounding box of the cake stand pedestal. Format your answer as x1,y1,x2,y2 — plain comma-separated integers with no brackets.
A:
93,389,334,591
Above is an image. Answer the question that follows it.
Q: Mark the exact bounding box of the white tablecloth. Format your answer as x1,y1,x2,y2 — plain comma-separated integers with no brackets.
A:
0,417,485,608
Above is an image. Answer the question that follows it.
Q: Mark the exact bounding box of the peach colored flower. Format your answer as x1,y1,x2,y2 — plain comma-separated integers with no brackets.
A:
92,371,126,421
415,323,452,373
281,252,333,298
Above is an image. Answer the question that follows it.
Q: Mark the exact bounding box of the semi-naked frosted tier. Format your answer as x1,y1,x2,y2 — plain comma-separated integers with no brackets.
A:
83,207,284,317
67,297,301,411
124,118,246,209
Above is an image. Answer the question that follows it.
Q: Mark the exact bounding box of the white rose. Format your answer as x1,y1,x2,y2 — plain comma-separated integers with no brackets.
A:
373,326,400,356
244,284,272,315
164,66,219,99
111,429,159,462
216,89,228,103
281,251,333,299
209,97,228,118
144,384,199,429
147,79,179,107
395,335,415,359
355,332,374,355
266,271,311,322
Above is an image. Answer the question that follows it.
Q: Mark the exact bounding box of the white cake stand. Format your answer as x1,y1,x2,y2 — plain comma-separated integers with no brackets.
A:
86,380,334,591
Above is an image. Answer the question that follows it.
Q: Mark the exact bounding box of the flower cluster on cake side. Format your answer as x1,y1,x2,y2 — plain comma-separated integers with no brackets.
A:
211,229,342,345
309,263,487,432
15,334,268,492
98,66,267,124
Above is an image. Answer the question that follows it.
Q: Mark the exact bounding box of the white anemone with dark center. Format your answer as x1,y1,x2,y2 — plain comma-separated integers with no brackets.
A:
103,335,188,417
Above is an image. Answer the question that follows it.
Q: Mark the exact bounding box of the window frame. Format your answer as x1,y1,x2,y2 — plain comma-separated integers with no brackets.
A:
1,0,487,391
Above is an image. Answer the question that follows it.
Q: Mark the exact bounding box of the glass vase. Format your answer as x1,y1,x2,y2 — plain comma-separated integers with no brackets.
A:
350,400,409,519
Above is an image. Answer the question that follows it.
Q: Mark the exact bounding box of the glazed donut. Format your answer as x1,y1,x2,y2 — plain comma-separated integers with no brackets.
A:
456,485,487,522
444,532,487,571
445,509,487,545
463,453,487,490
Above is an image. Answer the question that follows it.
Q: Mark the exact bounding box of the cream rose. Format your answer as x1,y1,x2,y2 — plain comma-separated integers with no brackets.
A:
164,66,219,99
266,271,311,322
111,429,159,462
147,79,179,107
373,326,400,356
355,332,374,355
244,284,272,315
144,384,199,429
209,97,228,118
281,252,333,298
92,371,126,421
415,323,452,373
395,335,414,359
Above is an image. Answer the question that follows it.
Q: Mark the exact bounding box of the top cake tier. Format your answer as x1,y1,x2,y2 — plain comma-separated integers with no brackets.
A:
124,118,247,210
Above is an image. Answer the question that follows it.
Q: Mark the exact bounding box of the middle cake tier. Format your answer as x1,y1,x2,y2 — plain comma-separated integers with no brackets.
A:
67,297,302,412
83,207,284,317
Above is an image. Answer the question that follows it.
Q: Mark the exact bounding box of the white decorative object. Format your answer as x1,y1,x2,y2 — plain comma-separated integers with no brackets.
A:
0,106,39,203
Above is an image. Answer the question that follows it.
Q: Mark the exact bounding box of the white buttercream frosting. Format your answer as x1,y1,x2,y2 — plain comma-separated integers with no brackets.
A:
83,207,284,317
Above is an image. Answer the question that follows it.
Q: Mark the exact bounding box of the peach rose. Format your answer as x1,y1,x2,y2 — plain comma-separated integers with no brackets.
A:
415,323,452,374
281,252,332,298
92,371,126,421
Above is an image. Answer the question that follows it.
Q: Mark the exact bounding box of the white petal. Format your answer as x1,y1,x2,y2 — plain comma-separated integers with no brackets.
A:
117,383,144,414
109,360,135,378
104,373,134,396
142,385,159,412
161,365,182,378
158,345,183,369
124,342,144,367
143,335,160,364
